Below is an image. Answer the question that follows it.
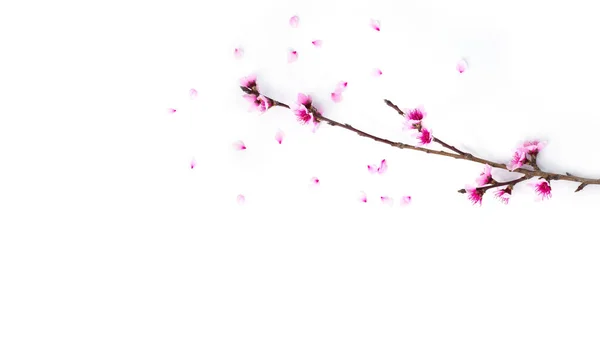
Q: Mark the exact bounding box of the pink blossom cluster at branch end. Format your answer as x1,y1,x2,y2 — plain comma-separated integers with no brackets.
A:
402,105,433,145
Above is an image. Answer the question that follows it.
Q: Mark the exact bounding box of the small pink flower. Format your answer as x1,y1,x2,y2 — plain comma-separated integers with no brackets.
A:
237,194,246,205
189,88,198,99
400,196,412,206
456,59,468,73
297,93,312,106
370,19,381,31
312,40,323,47
293,104,313,124
380,196,394,206
416,128,433,145
532,180,552,200
475,164,493,186
335,81,348,92
167,108,176,114
310,177,320,185
495,187,511,205
233,140,247,151
243,94,272,113
289,15,299,28
359,191,367,203
372,68,383,76
331,91,343,103
288,50,298,63
368,159,388,175
520,140,546,155
234,47,244,59
406,106,427,121
275,129,284,144
465,185,484,206
240,74,257,89
190,158,196,169
507,150,527,171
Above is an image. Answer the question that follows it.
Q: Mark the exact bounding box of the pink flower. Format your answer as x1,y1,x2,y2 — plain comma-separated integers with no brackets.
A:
532,180,552,200
465,185,484,206
312,40,323,47
288,50,298,63
234,47,244,59
243,94,272,113
520,140,546,155
372,68,383,76
507,150,527,171
293,104,313,124
297,93,312,106
189,88,198,99
359,191,367,203
456,59,467,73
275,129,284,144
416,128,433,145
494,187,511,205
289,15,299,28
400,196,412,206
406,106,427,121
475,164,493,186
331,91,343,103
237,194,246,205
367,159,388,175
370,19,381,31
233,140,247,151
167,108,176,114
240,74,257,89
381,196,394,206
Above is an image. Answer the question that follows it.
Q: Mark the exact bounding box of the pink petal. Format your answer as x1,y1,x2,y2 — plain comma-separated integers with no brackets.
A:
297,93,311,105
310,177,320,185
289,15,299,28
234,47,244,59
189,88,198,99
331,91,343,103
400,196,412,206
237,194,245,205
456,59,468,73
233,140,247,151
380,196,394,206
372,68,382,76
367,164,378,174
288,50,298,63
335,81,348,92
312,40,323,47
370,19,381,31
359,191,367,203
167,108,176,114
378,159,388,174
190,158,196,169
275,129,284,144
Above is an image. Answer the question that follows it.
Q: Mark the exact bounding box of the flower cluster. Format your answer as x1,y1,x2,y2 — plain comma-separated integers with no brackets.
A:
403,106,433,145
240,74,273,114
507,140,546,171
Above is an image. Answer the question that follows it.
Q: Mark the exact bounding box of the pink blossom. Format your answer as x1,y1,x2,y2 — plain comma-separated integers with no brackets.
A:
532,180,552,200
465,185,484,206
331,91,343,103
189,88,198,99
293,104,313,124
381,196,394,206
234,47,244,59
456,59,467,73
520,140,546,155
288,50,298,63
368,159,388,174
297,93,312,106
359,191,367,203
233,140,247,151
240,74,257,89
475,164,493,186
370,19,381,31
400,196,412,206
507,150,527,171
494,187,511,205
372,68,383,76
275,129,284,144
416,128,433,145
243,94,272,113
312,40,323,47
167,108,176,114
237,194,246,205
289,15,299,28
406,106,426,121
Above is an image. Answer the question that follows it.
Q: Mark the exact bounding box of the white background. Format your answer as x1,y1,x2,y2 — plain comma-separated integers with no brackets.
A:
2,0,600,341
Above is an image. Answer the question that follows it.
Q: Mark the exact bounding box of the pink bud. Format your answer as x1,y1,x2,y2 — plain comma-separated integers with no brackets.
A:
190,158,196,169
237,194,246,205
167,108,176,114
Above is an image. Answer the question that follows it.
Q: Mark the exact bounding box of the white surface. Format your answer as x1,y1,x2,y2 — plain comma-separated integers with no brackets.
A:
2,0,600,342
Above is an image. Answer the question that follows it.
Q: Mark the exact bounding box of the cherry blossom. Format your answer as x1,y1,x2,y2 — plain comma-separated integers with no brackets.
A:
288,50,298,63
456,59,467,73
495,187,511,204
520,140,546,155
475,164,493,186
368,159,388,174
289,15,299,28
240,74,257,89
370,19,381,31
233,140,247,151
190,158,196,169
465,185,484,206
335,81,348,92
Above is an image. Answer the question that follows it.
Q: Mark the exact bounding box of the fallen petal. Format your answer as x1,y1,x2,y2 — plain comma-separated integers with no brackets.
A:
167,108,176,114
233,140,247,150
370,19,381,31
275,129,284,144
288,50,298,63
310,177,320,185
189,88,198,99
372,68,382,76
312,40,323,47
456,59,468,73
289,15,299,28
380,196,394,206
234,47,244,59
400,196,412,205
359,191,367,203
237,194,246,205
331,91,343,103
190,158,196,169
335,81,348,92
378,159,388,174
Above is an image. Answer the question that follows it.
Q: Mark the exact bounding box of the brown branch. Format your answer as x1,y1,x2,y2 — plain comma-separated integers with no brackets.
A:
457,176,530,194
243,86,600,191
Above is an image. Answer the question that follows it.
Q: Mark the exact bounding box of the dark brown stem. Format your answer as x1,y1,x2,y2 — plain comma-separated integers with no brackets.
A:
248,88,600,191
457,176,529,194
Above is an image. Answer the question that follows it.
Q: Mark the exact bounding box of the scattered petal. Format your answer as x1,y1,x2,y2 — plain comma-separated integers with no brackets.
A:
234,47,244,59
233,140,247,151
370,19,381,31
289,15,299,28
400,196,412,206
167,108,176,114
378,159,388,174
372,68,383,76
335,81,348,92
359,191,367,203
288,50,298,63
237,194,246,205
189,88,198,99
331,91,343,103
380,196,394,206
507,150,527,171
312,40,323,47
310,177,320,185
275,129,284,144
190,158,196,169
456,59,468,73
